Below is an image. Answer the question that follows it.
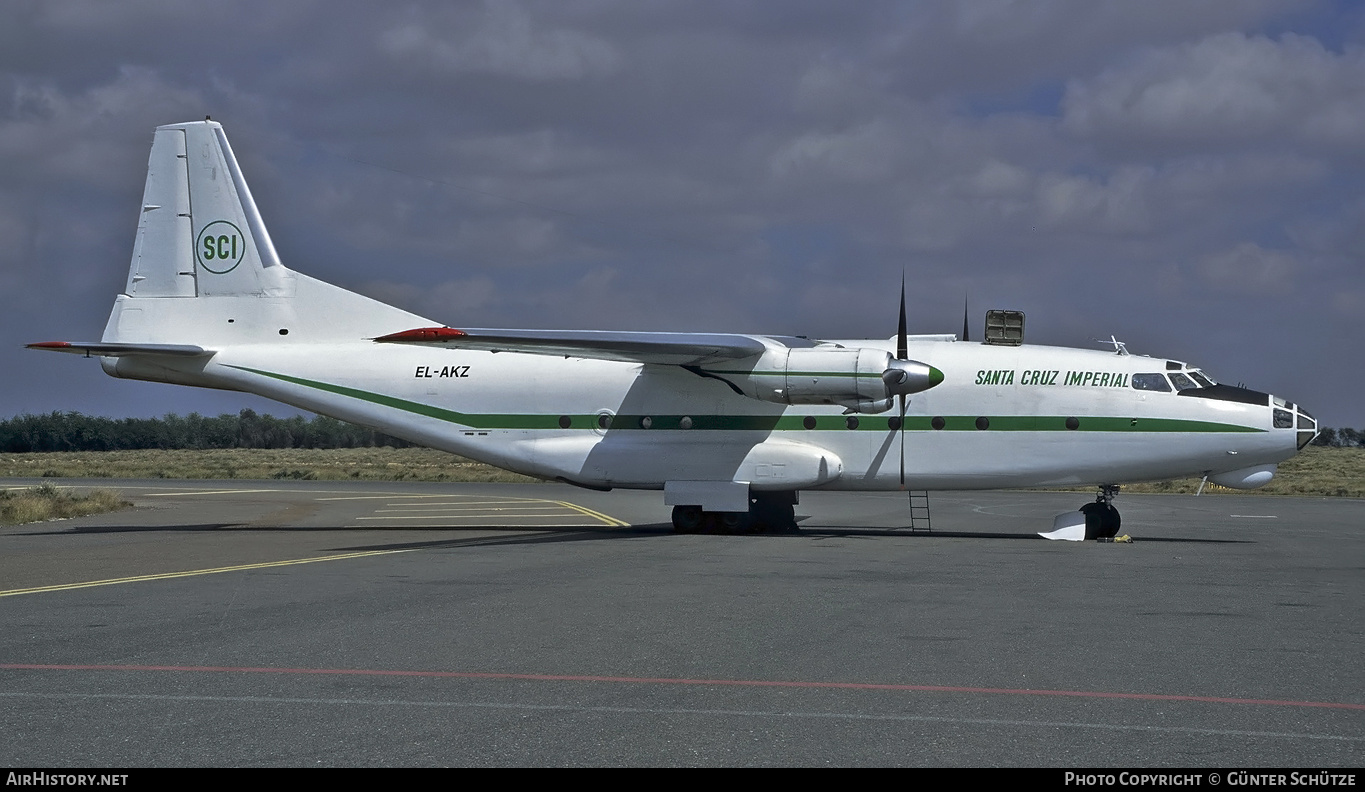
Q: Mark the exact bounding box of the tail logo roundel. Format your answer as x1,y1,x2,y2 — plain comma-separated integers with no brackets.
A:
195,220,245,274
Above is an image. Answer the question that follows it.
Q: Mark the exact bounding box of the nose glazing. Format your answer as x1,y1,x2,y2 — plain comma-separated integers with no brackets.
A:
1294,406,1318,450
1274,395,1318,450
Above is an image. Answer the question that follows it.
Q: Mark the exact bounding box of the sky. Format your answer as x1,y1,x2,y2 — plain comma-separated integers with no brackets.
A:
2,0,1363,428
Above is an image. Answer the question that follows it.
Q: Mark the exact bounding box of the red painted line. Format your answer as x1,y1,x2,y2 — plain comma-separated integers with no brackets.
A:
3,663,1362,711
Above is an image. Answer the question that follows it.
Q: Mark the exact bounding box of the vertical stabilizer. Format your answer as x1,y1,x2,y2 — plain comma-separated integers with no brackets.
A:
101,120,429,348
125,120,294,300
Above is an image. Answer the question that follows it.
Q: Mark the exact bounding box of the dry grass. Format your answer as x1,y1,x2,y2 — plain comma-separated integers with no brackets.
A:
0,446,1358,496
0,447,538,484
0,483,130,525
1122,446,1365,497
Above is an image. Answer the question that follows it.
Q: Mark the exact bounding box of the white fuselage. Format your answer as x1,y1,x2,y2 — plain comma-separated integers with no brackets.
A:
103,312,1304,493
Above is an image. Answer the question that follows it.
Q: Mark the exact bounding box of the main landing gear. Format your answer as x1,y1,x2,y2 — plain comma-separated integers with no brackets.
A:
1039,484,1123,541
670,492,799,535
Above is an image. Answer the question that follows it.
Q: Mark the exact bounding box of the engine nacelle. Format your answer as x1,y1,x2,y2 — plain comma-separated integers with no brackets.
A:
712,346,896,413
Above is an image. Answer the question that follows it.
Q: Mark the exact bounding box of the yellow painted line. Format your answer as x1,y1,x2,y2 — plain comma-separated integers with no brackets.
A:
373,505,567,512
316,494,472,502
143,489,278,497
374,505,565,510
0,549,417,598
318,494,551,503
356,496,630,528
355,514,590,521
554,500,631,528
359,521,602,527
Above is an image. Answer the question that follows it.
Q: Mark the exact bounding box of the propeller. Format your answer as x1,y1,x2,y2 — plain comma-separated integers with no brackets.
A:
880,275,946,488
962,293,970,343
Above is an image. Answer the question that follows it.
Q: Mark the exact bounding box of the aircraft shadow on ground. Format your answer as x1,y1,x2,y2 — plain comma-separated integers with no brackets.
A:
798,526,1251,543
12,520,1252,548
15,522,253,536
11,520,662,552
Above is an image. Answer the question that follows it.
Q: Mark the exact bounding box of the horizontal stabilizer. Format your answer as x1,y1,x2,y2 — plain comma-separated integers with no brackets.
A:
374,326,768,366
27,341,213,358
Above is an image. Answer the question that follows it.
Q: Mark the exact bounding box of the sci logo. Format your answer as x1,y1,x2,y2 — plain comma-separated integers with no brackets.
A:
195,220,245,274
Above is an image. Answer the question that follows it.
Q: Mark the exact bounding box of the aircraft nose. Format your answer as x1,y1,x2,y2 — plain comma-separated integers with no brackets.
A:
1274,396,1319,450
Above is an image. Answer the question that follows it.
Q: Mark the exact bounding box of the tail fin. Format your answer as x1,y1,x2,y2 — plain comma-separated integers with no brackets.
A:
127,120,289,298
100,120,427,347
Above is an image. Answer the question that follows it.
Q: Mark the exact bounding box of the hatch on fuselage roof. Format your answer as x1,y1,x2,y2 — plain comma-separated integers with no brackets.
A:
983,310,1024,346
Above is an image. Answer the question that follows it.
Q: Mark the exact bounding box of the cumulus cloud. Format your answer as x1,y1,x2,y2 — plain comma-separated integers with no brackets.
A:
356,276,498,324
379,1,620,81
0,66,204,189
1195,242,1300,295
1329,289,1365,317
964,160,1031,199
769,121,908,184
0,197,33,297
1034,167,1153,234
1063,31,1365,149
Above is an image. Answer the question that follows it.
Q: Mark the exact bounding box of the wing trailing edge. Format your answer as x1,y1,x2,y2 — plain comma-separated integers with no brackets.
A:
374,326,768,366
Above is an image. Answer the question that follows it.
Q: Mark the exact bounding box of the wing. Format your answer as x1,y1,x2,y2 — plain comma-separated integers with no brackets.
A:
26,341,213,357
373,327,768,366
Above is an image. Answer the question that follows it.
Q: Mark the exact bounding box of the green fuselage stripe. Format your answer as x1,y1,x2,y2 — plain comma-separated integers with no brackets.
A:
229,366,1265,434
703,369,878,378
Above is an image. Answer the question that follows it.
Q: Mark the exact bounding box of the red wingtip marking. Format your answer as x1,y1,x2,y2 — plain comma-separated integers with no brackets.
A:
373,327,467,343
26,341,73,349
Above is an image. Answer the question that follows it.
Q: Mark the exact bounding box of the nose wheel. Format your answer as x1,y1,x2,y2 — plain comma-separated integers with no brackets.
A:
1040,484,1123,541
1080,485,1122,539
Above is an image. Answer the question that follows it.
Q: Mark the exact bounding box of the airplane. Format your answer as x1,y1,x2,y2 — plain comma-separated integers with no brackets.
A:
29,120,1320,539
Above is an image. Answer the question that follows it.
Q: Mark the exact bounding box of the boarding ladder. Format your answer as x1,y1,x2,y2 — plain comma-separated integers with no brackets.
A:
907,490,932,532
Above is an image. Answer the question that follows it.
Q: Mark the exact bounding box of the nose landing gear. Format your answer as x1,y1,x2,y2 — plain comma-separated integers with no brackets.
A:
1040,484,1123,541
1080,484,1122,539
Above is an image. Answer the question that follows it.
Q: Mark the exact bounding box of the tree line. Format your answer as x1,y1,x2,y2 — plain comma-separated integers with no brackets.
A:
1,410,413,452
1312,427,1364,448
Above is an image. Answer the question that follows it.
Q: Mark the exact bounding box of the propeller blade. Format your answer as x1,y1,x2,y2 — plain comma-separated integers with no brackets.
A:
898,393,906,488
896,275,908,487
897,273,908,361
962,293,970,343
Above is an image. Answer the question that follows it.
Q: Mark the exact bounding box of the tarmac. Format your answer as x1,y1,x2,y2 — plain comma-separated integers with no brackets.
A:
2,478,1361,767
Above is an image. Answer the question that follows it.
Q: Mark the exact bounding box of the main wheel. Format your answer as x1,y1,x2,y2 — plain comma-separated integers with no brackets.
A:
671,505,705,534
717,510,753,535
750,493,799,534
753,501,797,533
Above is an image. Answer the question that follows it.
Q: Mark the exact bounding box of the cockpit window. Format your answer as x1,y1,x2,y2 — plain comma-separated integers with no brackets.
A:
1168,372,1198,391
1188,370,1216,387
1132,373,1172,392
